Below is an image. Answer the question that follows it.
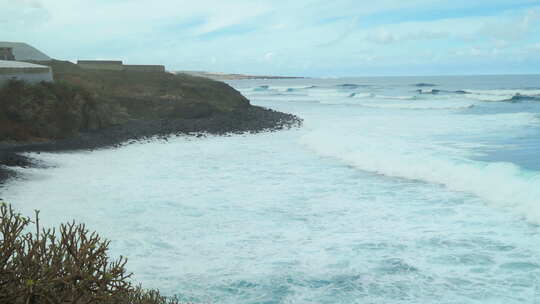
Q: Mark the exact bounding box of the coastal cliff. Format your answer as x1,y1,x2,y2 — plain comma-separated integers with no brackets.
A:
0,60,302,182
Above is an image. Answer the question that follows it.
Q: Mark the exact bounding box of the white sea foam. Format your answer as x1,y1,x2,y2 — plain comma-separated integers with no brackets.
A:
464,94,515,102
356,103,475,110
301,110,540,222
314,89,473,109
303,132,540,220
5,127,540,303
465,89,540,96
377,95,417,100
417,88,438,94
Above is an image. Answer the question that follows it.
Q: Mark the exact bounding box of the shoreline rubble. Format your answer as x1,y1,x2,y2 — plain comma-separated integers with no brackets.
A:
0,106,302,186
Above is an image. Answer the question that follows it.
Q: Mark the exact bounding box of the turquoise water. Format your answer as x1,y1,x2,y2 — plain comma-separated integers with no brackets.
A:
2,75,540,303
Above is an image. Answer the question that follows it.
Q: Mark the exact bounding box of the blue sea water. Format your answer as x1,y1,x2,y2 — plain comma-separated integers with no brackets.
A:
2,75,540,303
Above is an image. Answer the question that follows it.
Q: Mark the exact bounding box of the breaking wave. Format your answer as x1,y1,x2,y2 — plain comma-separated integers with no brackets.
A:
245,83,540,107
414,83,438,87
347,93,417,100
335,83,371,89
253,85,270,91
356,103,475,110
302,131,540,223
413,88,540,103
348,92,375,98
301,110,540,223
462,89,540,102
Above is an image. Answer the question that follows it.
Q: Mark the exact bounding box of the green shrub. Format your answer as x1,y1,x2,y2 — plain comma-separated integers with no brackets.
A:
0,202,183,304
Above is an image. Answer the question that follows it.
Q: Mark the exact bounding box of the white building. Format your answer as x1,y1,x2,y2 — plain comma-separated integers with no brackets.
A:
0,60,53,86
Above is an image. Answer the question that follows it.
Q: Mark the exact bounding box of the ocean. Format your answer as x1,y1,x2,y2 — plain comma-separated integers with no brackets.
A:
2,75,540,303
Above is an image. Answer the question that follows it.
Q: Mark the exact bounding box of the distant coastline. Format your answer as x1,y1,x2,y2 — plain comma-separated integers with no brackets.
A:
177,70,305,81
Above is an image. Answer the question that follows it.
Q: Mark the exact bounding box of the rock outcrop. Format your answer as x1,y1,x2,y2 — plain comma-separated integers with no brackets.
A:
0,60,302,184
0,60,259,141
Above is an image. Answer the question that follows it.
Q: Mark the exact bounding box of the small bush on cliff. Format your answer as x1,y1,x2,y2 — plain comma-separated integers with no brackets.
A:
0,202,181,304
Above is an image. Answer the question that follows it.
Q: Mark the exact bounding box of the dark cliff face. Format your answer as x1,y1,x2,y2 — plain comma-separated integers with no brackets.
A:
0,81,130,141
0,60,252,141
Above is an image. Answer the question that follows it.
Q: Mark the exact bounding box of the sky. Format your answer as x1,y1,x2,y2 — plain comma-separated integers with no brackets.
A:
1,0,540,77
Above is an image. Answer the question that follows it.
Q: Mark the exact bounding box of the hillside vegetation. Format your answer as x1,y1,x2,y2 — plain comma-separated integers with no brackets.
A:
42,60,250,116
0,80,127,141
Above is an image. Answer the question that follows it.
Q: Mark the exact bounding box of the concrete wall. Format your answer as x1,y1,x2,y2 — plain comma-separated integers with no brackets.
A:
77,60,124,71
0,60,53,86
124,65,165,72
0,71,53,87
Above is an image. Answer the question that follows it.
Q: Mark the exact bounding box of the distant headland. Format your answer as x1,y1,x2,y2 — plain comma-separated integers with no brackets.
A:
177,70,305,81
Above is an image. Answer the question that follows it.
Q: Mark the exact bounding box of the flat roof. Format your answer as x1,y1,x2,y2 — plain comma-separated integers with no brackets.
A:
124,64,165,67
77,60,123,64
0,60,50,69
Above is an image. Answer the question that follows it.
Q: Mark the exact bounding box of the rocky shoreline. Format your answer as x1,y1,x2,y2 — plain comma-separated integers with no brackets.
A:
0,106,302,186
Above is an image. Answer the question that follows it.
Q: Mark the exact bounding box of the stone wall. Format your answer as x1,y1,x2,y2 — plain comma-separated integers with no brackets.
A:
77,60,166,72
77,60,124,71
123,65,165,72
